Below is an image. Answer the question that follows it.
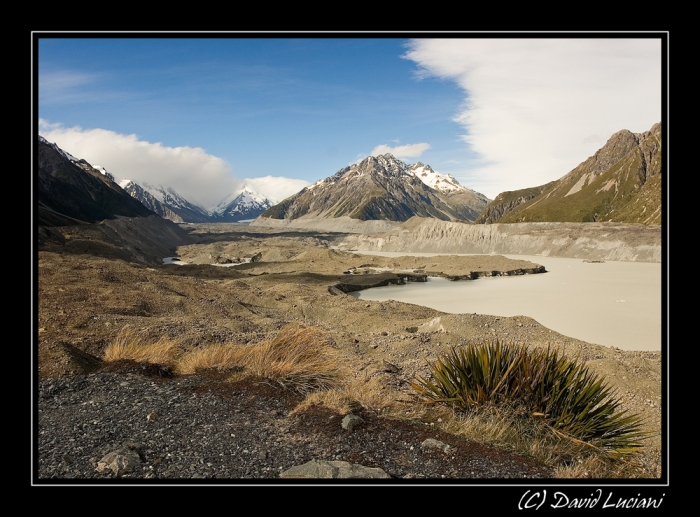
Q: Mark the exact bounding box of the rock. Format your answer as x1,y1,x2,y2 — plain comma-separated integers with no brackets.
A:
382,360,401,373
341,414,365,431
95,447,141,477
418,317,445,333
280,460,391,479
421,438,451,453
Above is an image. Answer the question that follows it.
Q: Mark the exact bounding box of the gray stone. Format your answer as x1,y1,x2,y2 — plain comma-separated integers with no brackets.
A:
95,447,141,477
341,414,365,431
421,438,451,453
280,460,390,479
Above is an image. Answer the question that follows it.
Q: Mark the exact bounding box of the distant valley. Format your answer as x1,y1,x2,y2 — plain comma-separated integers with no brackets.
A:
119,180,274,223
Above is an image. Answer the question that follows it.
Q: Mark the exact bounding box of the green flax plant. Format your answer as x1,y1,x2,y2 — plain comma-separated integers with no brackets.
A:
411,341,646,456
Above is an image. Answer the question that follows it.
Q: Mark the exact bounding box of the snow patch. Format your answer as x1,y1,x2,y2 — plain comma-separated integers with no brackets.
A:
407,163,469,194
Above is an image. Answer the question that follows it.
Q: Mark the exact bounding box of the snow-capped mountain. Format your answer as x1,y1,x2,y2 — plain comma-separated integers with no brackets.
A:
89,164,115,182
119,180,211,223
39,135,80,162
259,154,490,223
407,162,490,220
210,185,274,222
39,135,277,224
120,179,275,223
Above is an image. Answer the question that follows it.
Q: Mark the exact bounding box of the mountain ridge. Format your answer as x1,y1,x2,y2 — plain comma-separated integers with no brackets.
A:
36,137,193,264
476,122,662,225
119,180,211,223
37,137,155,226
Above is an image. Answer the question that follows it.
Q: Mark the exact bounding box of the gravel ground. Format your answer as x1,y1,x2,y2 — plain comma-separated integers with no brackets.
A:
36,364,552,482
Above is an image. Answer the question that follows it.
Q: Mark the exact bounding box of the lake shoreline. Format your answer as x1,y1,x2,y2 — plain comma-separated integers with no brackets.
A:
351,253,661,352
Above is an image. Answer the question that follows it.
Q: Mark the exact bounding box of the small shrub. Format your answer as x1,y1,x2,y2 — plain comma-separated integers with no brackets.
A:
412,341,646,456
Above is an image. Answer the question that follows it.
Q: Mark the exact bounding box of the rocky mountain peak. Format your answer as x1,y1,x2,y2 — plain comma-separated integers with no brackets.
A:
209,184,273,222
258,154,489,223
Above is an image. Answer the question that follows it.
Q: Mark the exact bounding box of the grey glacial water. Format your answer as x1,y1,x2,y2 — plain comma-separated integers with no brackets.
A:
353,253,663,351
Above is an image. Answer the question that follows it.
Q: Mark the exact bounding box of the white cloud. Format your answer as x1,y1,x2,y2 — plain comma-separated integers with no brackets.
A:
403,38,662,199
39,120,302,208
243,176,310,204
369,142,431,161
39,120,311,209
39,121,241,209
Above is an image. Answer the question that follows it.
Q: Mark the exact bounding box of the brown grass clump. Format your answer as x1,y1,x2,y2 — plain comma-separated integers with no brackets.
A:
103,327,180,366
177,343,245,375
104,324,349,395
240,324,349,394
293,375,397,415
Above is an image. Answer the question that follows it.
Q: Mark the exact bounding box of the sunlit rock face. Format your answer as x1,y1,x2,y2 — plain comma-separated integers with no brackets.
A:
258,154,489,223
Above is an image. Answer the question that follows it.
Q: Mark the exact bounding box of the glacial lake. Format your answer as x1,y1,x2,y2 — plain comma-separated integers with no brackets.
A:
351,253,664,352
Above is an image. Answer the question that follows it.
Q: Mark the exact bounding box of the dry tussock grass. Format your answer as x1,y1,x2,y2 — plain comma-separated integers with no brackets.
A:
241,324,350,394
411,402,655,478
104,324,349,395
177,343,245,375
553,455,610,479
443,408,566,458
176,324,351,394
103,327,180,366
293,375,397,415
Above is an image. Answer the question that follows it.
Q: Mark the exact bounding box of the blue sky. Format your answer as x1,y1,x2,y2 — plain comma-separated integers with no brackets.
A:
36,35,664,209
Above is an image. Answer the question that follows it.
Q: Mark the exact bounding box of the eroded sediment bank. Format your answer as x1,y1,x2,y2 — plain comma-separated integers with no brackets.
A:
335,218,662,263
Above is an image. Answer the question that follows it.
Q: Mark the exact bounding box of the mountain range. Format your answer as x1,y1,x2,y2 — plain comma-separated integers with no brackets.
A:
118,180,275,223
118,180,211,223
37,134,277,224
258,154,490,223
37,120,662,231
475,122,662,225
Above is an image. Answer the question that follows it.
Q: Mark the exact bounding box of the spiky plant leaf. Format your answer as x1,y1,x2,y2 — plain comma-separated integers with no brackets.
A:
412,341,646,455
